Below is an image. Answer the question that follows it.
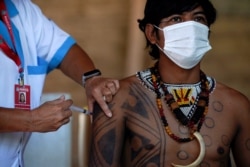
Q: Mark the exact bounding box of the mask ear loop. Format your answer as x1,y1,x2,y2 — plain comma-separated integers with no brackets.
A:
155,43,164,53
150,24,168,59
153,25,163,31
152,25,164,51
152,25,164,53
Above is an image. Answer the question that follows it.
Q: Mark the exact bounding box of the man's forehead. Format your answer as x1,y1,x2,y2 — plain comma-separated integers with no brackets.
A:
163,6,205,17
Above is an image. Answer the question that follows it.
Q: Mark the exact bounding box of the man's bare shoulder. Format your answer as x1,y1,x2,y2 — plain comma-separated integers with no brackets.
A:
212,82,250,114
214,82,249,102
115,75,150,96
111,75,157,116
119,75,141,87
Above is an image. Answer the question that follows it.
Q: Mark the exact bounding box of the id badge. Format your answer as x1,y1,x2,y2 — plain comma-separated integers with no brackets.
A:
14,84,31,110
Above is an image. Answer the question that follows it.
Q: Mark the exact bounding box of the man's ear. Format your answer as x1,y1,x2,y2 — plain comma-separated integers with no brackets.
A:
145,24,157,44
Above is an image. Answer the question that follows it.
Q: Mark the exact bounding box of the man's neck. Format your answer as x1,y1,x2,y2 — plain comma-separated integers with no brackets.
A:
157,59,201,84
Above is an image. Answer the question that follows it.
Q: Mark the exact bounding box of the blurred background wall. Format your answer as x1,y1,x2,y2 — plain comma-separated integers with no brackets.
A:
30,0,250,166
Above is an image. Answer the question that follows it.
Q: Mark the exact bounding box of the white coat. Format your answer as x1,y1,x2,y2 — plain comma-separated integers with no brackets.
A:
0,0,76,166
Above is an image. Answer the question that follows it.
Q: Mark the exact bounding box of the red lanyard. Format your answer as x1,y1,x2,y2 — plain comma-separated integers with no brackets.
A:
0,0,23,73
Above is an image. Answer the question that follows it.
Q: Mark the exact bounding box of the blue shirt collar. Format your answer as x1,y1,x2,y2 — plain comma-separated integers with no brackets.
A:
4,0,18,17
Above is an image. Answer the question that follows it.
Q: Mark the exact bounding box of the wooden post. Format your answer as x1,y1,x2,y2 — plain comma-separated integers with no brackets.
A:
124,0,146,76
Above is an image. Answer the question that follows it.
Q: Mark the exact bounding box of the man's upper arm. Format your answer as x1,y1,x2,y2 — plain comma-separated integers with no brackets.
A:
232,97,250,166
89,102,125,167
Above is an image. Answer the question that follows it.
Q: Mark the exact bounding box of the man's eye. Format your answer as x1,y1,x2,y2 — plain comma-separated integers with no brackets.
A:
194,16,207,23
171,17,182,23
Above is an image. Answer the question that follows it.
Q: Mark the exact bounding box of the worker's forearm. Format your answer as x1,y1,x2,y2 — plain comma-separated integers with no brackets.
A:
59,44,96,85
0,108,32,132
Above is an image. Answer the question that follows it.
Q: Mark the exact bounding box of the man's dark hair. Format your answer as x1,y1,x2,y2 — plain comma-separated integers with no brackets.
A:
138,0,217,59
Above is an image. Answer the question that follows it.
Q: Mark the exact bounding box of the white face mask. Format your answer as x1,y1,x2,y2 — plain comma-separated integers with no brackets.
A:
154,21,212,69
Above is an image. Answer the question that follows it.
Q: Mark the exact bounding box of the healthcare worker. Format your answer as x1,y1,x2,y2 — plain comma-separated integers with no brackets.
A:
0,0,119,166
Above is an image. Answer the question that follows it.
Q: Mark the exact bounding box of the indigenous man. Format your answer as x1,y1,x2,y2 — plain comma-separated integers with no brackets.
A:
89,0,250,166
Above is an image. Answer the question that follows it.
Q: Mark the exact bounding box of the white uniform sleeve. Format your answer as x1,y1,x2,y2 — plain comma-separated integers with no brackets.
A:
12,0,76,70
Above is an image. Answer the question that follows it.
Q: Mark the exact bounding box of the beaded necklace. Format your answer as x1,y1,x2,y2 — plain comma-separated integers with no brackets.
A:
151,62,210,143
